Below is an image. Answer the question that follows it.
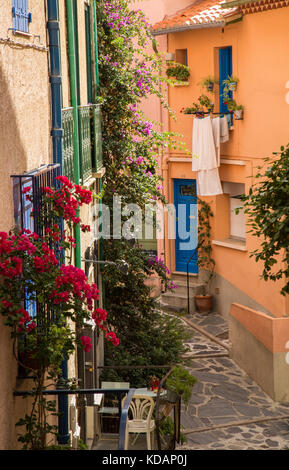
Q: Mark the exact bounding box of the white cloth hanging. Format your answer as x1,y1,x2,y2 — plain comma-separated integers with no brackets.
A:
197,168,223,196
220,116,229,143
192,116,218,171
192,116,223,196
212,117,221,167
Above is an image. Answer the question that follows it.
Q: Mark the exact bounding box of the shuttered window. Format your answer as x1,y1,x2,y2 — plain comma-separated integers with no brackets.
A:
12,0,32,34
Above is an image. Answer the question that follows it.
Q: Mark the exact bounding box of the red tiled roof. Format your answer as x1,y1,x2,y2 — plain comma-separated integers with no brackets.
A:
152,0,238,33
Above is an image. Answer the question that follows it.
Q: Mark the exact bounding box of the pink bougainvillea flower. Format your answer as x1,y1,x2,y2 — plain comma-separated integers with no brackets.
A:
80,336,92,353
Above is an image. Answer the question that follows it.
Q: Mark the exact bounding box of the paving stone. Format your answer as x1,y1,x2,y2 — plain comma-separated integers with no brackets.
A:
233,403,262,417
194,372,229,384
177,311,289,450
200,417,212,426
181,414,204,429
212,382,250,402
265,439,279,447
198,397,236,418
241,432,254,438
188,394,206,405
187,430,224,445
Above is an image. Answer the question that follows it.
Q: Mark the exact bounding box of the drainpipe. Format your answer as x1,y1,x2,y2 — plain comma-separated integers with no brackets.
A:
66,0,87,443
47,0,63,169
65,0,81,269
46,0,69,446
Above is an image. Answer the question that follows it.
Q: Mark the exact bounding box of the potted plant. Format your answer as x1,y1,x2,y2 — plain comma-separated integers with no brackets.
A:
223,97,237,112
166,366,197,409
198,75,219,93
166,62,190,83
194,199,215,313
223,75,239,91
233,104,244,120
182,102,203,115
198,94,214,113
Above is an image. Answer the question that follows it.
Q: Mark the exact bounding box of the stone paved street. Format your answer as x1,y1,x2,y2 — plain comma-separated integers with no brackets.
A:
177,312,289,450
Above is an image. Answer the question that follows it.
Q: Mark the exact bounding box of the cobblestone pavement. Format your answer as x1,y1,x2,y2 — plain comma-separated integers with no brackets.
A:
177,312,289,450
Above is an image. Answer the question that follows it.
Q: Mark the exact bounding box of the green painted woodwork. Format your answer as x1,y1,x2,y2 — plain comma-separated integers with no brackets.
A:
62,107,75,182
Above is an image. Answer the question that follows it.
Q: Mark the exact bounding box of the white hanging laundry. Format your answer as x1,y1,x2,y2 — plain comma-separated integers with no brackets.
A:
192,116,223,196
197,169,223,196
220,116,229,143
212,117,221,167
192,116,218,171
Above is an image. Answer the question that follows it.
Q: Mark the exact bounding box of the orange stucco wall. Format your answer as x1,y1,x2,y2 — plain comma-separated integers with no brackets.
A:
230,303,289,354
163,7,289,317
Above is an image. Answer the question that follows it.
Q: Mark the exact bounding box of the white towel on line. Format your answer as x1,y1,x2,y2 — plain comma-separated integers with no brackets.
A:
212,117,221,167
197,168,223,196
192,116,218,171
192,116,223,196
220,116,229,143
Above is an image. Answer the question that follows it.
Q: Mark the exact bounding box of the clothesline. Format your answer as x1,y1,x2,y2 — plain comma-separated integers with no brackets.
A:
189,111,233,115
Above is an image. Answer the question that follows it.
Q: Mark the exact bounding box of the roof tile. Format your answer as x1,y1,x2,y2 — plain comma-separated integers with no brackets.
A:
152,0,237,32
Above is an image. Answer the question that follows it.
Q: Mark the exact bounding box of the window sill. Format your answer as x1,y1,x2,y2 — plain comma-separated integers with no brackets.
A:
212,237,247,252
12,30,32,38
82,176,97,188
92,167,106,179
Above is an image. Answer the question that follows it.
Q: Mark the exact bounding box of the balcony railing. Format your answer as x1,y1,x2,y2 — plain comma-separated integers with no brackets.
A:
91,104,103,174
62,104,104,185
78,105,92,183
62,107,75,183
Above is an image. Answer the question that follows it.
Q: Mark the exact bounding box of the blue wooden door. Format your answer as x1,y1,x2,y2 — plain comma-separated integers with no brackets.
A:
174,179,198,273
219,46,233,126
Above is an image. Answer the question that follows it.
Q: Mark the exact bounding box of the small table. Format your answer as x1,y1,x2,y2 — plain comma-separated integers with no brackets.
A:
135,387,166,398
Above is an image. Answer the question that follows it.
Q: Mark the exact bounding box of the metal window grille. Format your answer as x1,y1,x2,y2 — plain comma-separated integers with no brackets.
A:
78,105,93,183
11,164,61,321
62,108,75,183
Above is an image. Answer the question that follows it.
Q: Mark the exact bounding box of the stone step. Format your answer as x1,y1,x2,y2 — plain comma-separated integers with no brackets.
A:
161,291,199,314
172,271,200,284
171,280,205,297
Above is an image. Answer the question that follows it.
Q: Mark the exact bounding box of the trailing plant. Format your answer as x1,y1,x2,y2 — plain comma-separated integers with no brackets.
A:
0,176,119,449
222,75,239,91
198,75,218,92
197,198,215,295
166,61,190,82
181,102,203,115
166,366,197,409
198,94,214,113
241,144,289,296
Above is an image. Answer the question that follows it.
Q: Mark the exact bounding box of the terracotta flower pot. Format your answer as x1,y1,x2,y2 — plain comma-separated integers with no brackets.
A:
195,295,213,313
19,351,49,370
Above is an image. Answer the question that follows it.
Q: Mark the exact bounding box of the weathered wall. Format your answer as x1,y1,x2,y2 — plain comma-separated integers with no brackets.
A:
0,1,51,449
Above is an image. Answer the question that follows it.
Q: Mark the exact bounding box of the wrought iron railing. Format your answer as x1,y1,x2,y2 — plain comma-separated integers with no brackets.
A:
62,107,75,182
11,163,61,327
62,104,103,184
78,105,93,183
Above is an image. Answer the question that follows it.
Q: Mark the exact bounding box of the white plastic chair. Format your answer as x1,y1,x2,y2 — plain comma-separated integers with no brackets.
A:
122,394,155,450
